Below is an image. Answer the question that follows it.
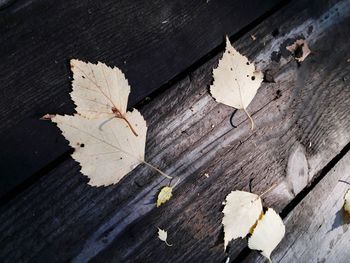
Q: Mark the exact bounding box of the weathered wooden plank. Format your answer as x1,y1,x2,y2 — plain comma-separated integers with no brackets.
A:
244,151,350,263
0,0,350,262
0,0,283,196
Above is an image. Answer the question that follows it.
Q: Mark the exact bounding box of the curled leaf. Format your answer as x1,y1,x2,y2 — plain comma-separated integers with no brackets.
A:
248,208,285,262
210,36,263,129
222,190,263,249
158,228,172,246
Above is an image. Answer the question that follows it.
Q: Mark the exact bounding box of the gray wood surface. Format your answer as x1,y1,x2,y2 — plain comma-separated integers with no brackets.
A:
245,151,350,263
0,0,283,196
0,0,350,262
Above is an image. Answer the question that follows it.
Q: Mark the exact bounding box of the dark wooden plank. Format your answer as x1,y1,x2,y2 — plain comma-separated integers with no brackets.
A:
244,151,350,263
1,0,350,262
0,0,283,196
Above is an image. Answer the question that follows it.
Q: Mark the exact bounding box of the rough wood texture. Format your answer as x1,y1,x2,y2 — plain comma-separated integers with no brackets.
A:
0,0,282,196
245,151,350,263
1,0,350,262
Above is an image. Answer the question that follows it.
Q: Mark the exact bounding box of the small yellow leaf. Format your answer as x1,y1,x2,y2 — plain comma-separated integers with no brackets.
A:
157,228,172,246
344,189,350,216
157,186,173,207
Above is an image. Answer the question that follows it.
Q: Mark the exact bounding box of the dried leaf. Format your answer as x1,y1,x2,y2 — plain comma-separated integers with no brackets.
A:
157,186,173,207
70,60,129,118
222,190,263,249
344,189,350,216
210,36,263,129
51,60,171,186
52,111,146,186
248,208,285,262
158,228,172,246
286,39,311,62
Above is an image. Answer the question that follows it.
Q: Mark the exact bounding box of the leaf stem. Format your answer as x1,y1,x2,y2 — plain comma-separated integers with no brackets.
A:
121,115,138,137
141,160,172,179
259,183,277,198
243,107,255,130
165,240,173,247
112,107,138,136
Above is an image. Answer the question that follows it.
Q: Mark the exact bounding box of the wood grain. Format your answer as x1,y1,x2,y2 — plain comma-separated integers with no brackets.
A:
0,0,350,262
0,0,282,196
245,151,350,263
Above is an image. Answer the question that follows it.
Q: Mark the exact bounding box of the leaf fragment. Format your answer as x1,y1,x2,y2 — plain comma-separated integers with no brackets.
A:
157,186,173,207
286,39,311,62
158,228,172,246
222,190,263,249
248,208,285,262
210,36,263,129
344,189,350,216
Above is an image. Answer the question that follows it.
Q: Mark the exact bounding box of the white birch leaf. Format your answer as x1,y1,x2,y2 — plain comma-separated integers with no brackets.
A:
52,111,146,186
70,59,130,120
248,208,285,262
158,228,172,246
210,36,263,129
222,190,263,250
50,60,171,186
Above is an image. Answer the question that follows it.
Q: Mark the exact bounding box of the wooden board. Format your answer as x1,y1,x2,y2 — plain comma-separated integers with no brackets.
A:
244,151,350,262
0,0,283,196
1,0,350,262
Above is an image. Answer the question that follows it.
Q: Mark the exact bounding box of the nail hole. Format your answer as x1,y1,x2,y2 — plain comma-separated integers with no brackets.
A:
272,28,279,37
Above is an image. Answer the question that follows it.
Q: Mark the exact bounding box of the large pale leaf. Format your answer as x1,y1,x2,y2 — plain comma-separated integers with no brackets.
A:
70,59,130,119
210,36,263,129
210,36,263,109
222,190,263,249
248,208,285,262
52,110,147,186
